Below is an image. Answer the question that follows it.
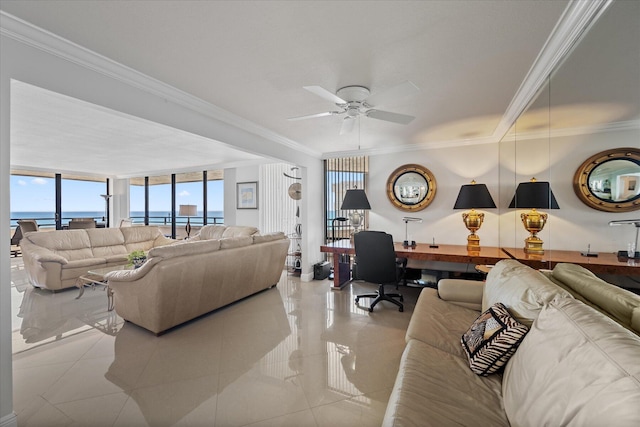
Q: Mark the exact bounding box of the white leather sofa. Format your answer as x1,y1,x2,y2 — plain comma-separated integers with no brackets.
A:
383,259,640,426
105,227,289,335
20,226,174,291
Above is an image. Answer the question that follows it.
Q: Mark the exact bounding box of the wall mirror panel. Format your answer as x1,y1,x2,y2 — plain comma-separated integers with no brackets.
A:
499,0,640,255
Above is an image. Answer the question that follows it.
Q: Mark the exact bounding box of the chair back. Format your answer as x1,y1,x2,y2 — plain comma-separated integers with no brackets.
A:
119,218,133,228
354,231,398,284
10,226,23,245
17,219,39,233
68,220,96,229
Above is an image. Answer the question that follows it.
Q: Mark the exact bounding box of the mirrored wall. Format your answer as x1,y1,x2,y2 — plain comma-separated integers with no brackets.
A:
499,0,640,257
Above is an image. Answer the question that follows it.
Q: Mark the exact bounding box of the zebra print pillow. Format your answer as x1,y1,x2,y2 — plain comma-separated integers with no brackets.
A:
461,302,529,376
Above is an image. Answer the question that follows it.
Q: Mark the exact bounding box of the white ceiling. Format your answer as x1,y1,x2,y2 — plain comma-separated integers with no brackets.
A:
1,0,591,177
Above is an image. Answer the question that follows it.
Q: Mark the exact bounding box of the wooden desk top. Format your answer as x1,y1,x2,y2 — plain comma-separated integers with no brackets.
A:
321,240,640,276
320,240,509,265
501,247,640,276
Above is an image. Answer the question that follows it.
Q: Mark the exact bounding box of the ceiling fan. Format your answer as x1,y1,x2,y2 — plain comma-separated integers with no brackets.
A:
288,81,420,135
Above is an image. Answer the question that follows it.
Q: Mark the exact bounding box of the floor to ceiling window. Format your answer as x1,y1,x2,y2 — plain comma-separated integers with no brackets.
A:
324,156,369,242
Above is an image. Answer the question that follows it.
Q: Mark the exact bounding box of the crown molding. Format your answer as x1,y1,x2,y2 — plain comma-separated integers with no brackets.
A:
494,0,614,142
0,11,321,159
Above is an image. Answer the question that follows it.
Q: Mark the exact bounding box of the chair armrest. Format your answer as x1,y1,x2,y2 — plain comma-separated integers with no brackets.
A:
438,279,484,311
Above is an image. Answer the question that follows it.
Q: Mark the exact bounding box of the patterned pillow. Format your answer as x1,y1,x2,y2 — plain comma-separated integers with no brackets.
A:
461,302,529,376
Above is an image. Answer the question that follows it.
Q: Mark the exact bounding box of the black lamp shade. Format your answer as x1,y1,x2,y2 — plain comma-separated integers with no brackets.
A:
453,183,496,209
508,181,560,209
340,189,371,210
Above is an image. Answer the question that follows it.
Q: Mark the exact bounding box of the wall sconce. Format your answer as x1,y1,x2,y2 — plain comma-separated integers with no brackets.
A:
178,204,198,238
453,181,496,250
340,188,371,238
509,178,559,254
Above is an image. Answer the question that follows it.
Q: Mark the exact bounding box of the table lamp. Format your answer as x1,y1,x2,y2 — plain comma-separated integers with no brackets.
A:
508,178,559,254
340,188,371,238
178,204,197,238
402,217,422,247
453,181,496,250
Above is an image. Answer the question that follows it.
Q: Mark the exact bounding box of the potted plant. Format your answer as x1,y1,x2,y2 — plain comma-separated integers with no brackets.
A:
127,250,147,268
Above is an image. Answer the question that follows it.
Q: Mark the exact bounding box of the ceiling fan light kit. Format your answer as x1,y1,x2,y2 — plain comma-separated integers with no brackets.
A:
289,81,419,133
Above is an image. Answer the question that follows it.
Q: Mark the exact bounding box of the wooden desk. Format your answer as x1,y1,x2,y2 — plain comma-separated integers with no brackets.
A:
320,240,510,288
501,247,640,276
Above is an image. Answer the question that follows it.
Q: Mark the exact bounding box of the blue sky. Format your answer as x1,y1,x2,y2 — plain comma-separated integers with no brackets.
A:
11,175,224,212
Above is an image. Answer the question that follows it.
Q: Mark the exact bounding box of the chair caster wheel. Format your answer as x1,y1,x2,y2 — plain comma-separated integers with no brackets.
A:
355,297,359,303
400,297,404,302
368,307,374,312
399,307,404,312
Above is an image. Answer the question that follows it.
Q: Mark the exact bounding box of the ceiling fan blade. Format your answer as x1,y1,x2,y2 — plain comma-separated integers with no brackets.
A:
339,117,356,135
303,86,347,104
366,109,415,125
287,111,337,121
364,81,420,107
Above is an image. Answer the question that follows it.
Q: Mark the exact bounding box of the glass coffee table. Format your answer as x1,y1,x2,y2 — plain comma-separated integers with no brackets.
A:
76,264,133,311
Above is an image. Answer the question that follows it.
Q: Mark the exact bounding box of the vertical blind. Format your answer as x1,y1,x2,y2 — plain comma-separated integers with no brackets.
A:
261,163,299,236
324,156,369,242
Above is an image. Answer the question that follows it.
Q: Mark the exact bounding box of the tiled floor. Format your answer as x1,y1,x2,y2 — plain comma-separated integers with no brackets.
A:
10,256,421,426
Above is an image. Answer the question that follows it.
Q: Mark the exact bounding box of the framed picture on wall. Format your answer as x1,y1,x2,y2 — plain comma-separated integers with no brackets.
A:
237,181,258,209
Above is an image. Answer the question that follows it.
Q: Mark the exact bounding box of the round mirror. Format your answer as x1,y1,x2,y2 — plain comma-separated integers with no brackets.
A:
387,164,436,211
573,148,640,212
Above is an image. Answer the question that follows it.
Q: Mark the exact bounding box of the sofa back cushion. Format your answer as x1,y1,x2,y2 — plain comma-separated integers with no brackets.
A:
221,226,258,238
483,260,572,327
253,232,286,243
149,239,221,259
120,226,163,252
552,263,640,334
197,225,227,240
220,236,253,249
26,229,94,261
86,228,128,257
503,298,640,426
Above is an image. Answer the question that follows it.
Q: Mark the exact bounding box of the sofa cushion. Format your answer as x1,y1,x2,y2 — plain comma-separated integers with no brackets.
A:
552,263,640,334
86,228,128,258
26,229,94,261
503,298,640,426
221,226,258,238
220,236,253,249
406,288,480,358
382,339,509,427
483,259,572,327
461,303,528,376
197,225,227,240
120,226,163,252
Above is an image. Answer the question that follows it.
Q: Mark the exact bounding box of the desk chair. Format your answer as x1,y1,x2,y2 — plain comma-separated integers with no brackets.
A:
354,231,407,312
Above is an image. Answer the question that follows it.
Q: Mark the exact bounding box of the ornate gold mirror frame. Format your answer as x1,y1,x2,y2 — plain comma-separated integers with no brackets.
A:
573,147,640,212
386,164,437,211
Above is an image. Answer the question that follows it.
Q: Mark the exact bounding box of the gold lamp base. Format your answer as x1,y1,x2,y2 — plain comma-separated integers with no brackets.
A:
521,209,547,254
462,210,484,251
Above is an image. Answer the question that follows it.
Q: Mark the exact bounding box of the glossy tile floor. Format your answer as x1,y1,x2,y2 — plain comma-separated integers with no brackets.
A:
10,256,421,426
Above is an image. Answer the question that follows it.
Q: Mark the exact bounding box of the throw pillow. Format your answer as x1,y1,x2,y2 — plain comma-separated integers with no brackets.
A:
461,302,529,376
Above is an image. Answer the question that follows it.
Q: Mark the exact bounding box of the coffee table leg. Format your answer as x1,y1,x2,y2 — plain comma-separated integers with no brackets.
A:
76,278,86,299
107,286,114,311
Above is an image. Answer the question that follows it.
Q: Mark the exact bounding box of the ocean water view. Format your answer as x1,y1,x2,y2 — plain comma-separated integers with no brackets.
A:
11,211,224,228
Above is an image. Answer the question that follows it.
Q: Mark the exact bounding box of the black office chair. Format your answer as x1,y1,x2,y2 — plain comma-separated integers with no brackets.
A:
354,231,407,312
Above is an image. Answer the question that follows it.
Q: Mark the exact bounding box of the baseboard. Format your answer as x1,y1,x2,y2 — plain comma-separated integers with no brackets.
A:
0,412,18,427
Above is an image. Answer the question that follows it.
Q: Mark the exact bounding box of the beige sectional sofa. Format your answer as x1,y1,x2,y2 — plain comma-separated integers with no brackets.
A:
383,259,640,426
20,226,174,291
105,226,289,335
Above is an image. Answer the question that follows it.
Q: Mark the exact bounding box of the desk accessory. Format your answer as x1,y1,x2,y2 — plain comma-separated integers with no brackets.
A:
402,217,422,247
580,243,598,257
609,219,640,259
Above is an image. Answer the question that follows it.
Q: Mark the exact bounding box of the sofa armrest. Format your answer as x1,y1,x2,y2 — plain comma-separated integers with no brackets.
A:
23,245,68,265
438,279,484,311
